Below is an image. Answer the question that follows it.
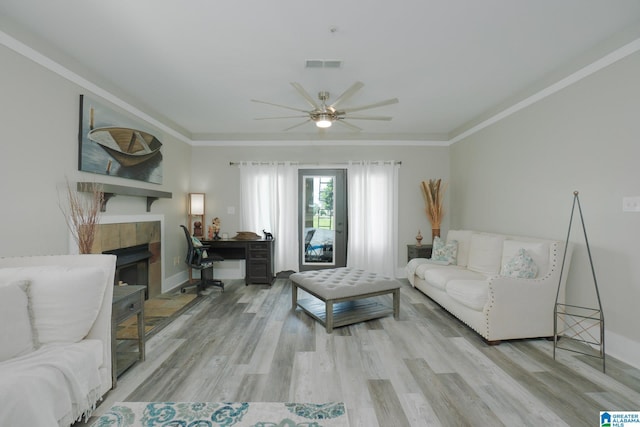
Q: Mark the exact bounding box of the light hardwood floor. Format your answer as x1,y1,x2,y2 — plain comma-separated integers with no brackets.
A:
82,278,640,426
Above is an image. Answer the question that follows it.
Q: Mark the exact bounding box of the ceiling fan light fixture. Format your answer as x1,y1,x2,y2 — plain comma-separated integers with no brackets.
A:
315,114,333,128
252,82,397,132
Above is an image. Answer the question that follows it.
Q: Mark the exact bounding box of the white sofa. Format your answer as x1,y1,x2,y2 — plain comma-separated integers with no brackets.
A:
405,230,572,344
0,254,116,426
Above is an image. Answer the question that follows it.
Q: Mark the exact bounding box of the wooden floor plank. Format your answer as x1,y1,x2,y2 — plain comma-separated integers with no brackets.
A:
368,329,421,394
398,392,443,427
405,358,474,427
368,379,412,427
446,337,558,425
77,279,640,427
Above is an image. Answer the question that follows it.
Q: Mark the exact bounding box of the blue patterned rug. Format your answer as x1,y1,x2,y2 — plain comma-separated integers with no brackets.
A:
91,401,349,427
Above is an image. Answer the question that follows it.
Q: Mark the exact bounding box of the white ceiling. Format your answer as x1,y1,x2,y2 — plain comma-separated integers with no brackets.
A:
2,0,640,142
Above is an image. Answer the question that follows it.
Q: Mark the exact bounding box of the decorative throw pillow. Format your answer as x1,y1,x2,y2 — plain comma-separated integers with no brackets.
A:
501,240,549,278
0,266,107,344
501,248,538,279
192,236,204,247
431,236,458,265
0,280,36,362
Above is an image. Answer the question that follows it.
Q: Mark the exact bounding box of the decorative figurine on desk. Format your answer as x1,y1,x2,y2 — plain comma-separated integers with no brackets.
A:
263,230,274,240
193,221,203,237
212,217,221,240
415,229,423,247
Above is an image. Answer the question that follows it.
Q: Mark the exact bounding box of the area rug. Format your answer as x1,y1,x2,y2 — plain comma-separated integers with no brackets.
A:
117,292,199,339
91,401,349,427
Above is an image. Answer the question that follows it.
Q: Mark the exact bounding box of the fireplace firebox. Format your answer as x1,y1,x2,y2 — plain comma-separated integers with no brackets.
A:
104,243,152,299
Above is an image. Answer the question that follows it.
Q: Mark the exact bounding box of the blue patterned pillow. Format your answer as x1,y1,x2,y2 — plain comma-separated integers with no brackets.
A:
500,248,538,278
431,236,458,265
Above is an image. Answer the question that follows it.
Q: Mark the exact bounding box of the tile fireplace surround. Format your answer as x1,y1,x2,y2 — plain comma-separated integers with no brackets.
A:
90,221,162,298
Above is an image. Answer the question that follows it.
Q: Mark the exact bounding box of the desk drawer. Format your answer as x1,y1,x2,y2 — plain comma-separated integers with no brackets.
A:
249,250,268,260
248,242,268,251
113,293,143,323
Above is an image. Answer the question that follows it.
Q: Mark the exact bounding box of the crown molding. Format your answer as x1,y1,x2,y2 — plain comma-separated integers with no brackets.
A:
3,25,640,148
191,139,450,147
449,24,640,144
0,29,192,145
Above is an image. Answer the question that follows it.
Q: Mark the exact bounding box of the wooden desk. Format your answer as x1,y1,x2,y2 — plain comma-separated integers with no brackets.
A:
111,285,146,388
202,238,275,285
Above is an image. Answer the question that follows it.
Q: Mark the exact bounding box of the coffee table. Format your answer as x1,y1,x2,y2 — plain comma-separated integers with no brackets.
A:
290,268,401,333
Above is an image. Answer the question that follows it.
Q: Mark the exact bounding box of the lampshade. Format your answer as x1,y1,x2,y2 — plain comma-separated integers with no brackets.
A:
188,193,205,215
315,114,332,128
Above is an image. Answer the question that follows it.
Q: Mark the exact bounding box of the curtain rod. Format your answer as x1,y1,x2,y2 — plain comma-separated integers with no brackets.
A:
229,160,401,166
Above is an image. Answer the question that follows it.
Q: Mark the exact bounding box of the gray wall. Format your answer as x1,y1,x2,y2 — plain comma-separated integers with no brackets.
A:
190,144,450,276
450,51,640,367
0,45,193,289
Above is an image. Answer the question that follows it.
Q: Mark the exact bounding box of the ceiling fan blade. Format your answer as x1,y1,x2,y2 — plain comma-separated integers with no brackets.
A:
283,119,312,131
290,82,320,110
343,115,393,121
339,97,399,113
251,99,308,113
254,115,308,120
335,119,362,132
329,81,364,109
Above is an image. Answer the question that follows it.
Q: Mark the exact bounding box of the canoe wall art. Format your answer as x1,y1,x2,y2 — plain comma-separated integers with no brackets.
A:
78,94,163,184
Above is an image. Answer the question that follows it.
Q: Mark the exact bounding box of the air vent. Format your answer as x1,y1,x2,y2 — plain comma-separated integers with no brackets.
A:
323,60,342,68
305,60,324,68
305,60,342,69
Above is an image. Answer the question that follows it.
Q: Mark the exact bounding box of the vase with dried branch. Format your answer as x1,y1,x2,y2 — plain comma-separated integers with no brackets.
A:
421,179,447,239
60,181,103,254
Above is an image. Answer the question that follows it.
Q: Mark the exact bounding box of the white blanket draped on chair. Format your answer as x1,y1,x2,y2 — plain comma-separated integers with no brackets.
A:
0,341,102,427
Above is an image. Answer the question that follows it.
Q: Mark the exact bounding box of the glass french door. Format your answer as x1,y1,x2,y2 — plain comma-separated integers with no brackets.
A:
298,169,347,271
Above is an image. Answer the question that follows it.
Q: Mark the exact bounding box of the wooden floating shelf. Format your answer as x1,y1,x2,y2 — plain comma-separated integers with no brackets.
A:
77,182,172,212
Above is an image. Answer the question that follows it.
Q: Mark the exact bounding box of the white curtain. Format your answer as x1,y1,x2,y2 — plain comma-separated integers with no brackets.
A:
347,161,399,277
238,162,298,273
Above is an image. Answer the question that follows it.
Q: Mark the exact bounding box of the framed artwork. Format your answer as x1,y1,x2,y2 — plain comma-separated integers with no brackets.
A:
78,94,163,184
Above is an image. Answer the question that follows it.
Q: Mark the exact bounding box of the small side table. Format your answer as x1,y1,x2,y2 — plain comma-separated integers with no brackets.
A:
111,285,146,388
407,244,432,262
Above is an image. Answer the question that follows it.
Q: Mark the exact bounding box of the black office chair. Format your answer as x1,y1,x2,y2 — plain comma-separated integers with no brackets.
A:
180,225,224,293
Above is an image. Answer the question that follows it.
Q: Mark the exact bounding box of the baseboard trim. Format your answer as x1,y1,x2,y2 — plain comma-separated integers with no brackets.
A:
606,330,640,370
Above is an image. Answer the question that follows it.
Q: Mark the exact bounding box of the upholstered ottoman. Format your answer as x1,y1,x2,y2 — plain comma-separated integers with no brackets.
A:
290,267,401,332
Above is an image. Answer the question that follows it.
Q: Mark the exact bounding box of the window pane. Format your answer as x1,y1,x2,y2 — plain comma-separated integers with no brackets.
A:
302,175,335,265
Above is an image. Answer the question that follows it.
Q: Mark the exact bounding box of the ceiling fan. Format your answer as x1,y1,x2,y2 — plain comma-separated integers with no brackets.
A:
251,82,399,131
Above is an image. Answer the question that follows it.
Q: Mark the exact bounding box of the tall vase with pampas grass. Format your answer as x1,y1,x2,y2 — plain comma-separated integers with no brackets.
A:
421,179,447,240
60,180,103,254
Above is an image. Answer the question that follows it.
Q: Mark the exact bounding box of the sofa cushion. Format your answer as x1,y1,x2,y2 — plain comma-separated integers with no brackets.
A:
467,233,505,275
422,267,486,291
415,262,452,279
0,281,36,362
501,248,538,279
446,279,489,311
0,266,107,344
501,240,549,277
447,230,473,267
431,236,457,264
